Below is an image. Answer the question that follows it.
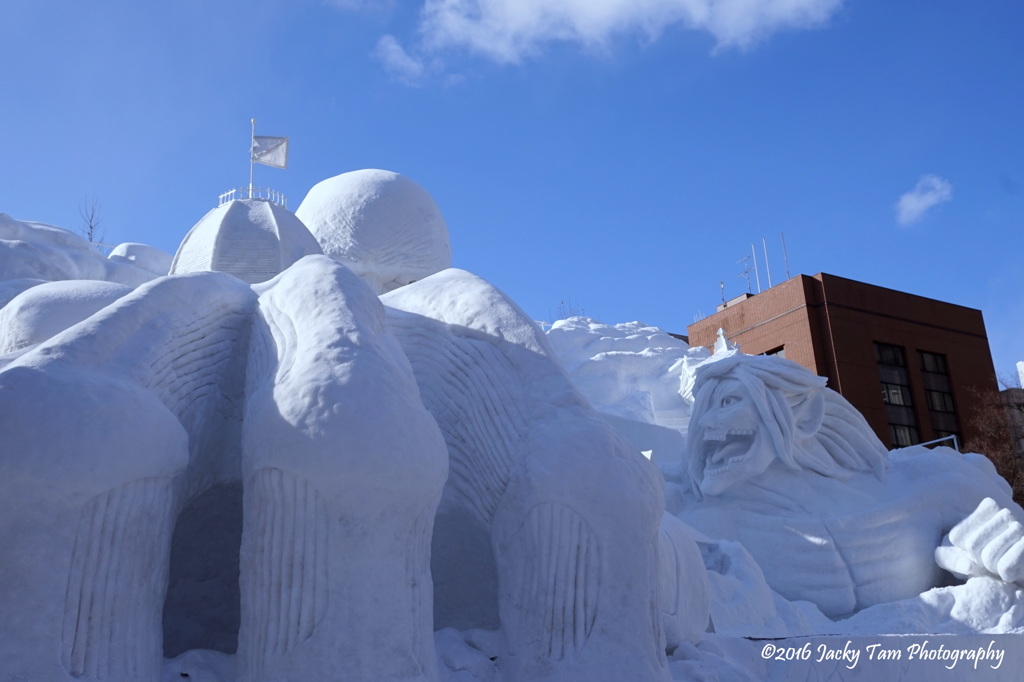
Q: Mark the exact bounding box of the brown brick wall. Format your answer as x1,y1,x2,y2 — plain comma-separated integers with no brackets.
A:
688,275,828,377
686,273,1000,450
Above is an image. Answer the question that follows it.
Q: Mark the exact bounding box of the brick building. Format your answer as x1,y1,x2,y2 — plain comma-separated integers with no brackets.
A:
687,273,1000,451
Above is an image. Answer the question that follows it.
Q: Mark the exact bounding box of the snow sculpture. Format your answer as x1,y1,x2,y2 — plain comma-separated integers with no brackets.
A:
0,257,450,681
544,317,709,463
1,213,109,282
0,279,130,354
169,199,323,284
0,271,256,681
384,269,672,682
296,169,451,294
678,350,1024,619
658,514,711,646
936,497,1024,584
108,242,174,277
0,213,163,287
0,278,45,309
239,256,448,681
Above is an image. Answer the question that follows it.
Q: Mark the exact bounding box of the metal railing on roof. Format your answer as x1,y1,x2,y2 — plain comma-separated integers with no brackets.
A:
218,187,287,208
919,434,960,452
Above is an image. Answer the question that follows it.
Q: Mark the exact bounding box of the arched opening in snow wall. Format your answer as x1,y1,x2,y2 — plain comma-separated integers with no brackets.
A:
162,481,243,657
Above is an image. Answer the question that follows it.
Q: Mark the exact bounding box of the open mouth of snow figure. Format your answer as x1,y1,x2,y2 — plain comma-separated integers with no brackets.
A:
702,429,757,474
689,375,777,496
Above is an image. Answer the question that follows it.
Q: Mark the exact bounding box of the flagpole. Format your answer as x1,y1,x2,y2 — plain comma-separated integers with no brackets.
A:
249,118,256,196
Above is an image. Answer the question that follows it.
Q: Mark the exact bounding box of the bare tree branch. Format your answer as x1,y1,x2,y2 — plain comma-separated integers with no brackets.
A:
965,385,1024,505
78,196,106,249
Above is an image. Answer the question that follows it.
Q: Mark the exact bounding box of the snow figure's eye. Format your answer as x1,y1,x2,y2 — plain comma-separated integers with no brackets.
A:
180,674,189,679
721,395,740,407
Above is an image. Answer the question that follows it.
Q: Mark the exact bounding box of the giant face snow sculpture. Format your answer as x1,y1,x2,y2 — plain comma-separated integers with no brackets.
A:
690,376,778,496
686,351,887,499
680,351,1024,619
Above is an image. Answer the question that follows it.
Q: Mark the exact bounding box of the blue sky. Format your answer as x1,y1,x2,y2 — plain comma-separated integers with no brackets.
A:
3,0,1023,381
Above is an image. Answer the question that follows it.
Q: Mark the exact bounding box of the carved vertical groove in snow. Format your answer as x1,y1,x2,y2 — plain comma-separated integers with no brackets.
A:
649,529,664,659
508,503,600,660
658,525,681,617
243,467,328,673
61,478,175,679
407,506,437,671
387,320,527,526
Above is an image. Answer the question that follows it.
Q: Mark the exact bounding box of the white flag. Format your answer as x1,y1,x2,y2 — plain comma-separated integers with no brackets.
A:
252,135,288,169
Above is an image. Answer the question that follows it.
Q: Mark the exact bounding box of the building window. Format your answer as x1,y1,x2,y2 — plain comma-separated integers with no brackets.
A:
921,351,948,374
876,343,906,367
919,350,960,446
889,424,920,448
925,389,956,413
763,346,786,359
882,382,913,406
876,342,920,447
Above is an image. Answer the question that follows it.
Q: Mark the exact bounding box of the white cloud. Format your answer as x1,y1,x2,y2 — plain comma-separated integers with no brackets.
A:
373,35,428,85
417,0,845,64
895,175,953,226
339,0,844,84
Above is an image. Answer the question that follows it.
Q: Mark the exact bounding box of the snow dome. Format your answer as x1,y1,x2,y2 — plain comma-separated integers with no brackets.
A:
295,169,451,294
169,198,322,284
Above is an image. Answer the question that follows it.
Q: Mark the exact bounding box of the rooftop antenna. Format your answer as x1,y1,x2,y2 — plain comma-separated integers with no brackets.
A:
749,244,761,292
762,237,773,288
737,258,753,292
741,250,757,290
720,281,726,304
781,231,791,279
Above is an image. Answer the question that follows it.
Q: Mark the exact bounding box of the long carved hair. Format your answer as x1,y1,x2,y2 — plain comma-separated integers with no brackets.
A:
686,352,888,492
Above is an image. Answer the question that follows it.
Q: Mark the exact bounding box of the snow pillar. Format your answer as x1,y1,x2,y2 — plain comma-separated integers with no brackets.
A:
237,256,448,682
0,368,188,682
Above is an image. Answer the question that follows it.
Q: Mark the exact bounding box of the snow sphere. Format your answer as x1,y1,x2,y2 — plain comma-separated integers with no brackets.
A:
295,169,451,294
